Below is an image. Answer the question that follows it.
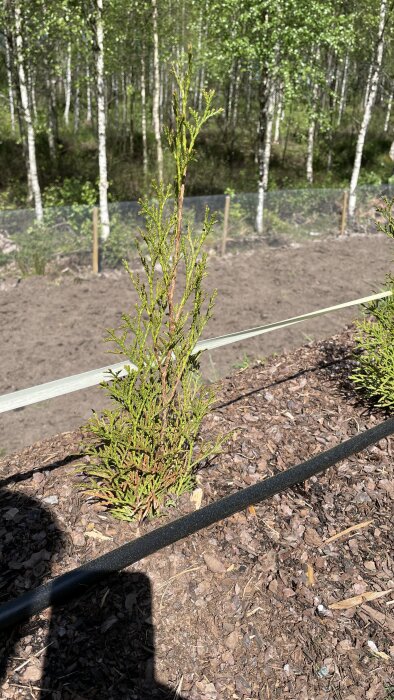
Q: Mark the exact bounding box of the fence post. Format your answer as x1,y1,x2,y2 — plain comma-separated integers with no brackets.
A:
340,190,348,236
92,206,99,273
221,194,231,256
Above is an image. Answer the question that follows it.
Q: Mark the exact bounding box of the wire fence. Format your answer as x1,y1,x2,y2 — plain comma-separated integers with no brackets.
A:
0,184,392,274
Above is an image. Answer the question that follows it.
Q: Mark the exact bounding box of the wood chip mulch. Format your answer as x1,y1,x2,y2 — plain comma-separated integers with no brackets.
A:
0,326,393,699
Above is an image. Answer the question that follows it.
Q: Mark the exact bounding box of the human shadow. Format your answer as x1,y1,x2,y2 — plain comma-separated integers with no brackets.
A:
0,487,66,681
41,571,187,699
0,487,186,698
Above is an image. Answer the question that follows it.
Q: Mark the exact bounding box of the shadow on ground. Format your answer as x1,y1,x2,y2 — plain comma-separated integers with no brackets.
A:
0,488,185,698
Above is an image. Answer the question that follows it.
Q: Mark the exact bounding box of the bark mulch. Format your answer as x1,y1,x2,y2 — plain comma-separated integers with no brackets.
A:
0,327,393,699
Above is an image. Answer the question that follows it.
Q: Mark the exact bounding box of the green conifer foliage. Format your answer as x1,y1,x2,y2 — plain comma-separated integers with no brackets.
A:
351,197,394,409
78,53,230,521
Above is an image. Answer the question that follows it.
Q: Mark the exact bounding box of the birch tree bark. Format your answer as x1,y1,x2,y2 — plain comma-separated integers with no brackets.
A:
336,52,349,126
348,0,387,218
197,63,205,112
64,42,72,126
121,71,128,136
306,66,319,184
226,61,235,124
232,64,240,129
384,91,392,132
151,0,163,181
363,62,373,109
95,0,110,240
27,67,37,120
73,63,80,133
256,75,274,234
141,48,148,177
13,0,43,220
4,32,16,132
113,75,119,129
273,86,283,144
86,63,92,124
194,7,203,107
47,75,58,161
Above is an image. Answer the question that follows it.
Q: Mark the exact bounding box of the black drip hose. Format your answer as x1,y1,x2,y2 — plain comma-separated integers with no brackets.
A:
0,416,393,632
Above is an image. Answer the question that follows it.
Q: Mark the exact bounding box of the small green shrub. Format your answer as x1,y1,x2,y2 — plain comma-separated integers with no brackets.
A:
223,189,252,239
42,178,97,207
350,197,394,408
15,222,54,275
78,53,230,522
0,250,10,268
358,170,382,186
102,217,137,268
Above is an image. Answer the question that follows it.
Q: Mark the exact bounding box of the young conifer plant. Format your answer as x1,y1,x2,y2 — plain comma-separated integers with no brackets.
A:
79,52,230,521
350,196,394,408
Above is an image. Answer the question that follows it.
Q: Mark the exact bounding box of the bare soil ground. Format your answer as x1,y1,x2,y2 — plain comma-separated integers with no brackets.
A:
0,328,393,699
1,233,393,456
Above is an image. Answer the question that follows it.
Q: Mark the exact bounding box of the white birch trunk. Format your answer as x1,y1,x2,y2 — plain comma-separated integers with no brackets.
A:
389,140,394,161
151,0,163,181
95,0,110,240
86,63,92,124
337,53,349,126
384,92,392,132
273,88,283,144
141,50,148,177
113,75,119,129
64,43,72,126
73,66,80,133
14,0,43,221
306,119,315,184
246,68,252,115
47,76,58,161
333,62,340,109
306,74,319,184
197,65,205,112
232,68,240,129
256,79,274,234
349,0,387,218
159,65,165,115
28,69,37,120
194,8,203,107
122,71,127,133
5,35,15,132
363,62,373,109
227,61,235,124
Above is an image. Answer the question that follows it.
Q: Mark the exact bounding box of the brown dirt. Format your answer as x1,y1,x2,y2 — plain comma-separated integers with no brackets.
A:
0,328,393,699
1,233,393,457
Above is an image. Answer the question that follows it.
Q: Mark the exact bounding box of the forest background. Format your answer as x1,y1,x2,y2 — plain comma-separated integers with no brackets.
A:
0,0,394,239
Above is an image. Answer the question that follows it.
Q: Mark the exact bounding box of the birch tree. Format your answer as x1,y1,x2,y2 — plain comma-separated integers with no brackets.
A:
256,75,275,233
151,0,163,181
273,85,283,144
306,52,320,185
64,41,72,126
140,46,148,177
94,0,110,239
384,90,392,131
4,28,15,131
11,0,43,220
85,62,92,123
336,52,349,126
348,0,388,218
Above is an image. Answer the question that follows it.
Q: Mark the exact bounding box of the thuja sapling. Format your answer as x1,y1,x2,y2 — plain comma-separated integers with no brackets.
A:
78,52,231,522
350,197,394,408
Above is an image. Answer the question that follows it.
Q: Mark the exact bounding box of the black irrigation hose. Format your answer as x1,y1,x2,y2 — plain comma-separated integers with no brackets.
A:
0,416,393,632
